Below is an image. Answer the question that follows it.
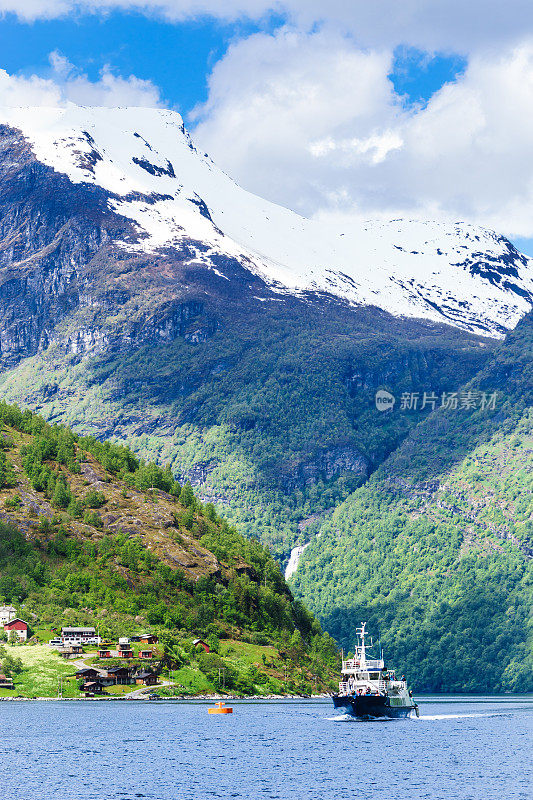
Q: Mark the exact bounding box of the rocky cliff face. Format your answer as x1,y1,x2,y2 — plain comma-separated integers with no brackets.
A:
281,447,369,492
0,124,252,368
0,124,128,365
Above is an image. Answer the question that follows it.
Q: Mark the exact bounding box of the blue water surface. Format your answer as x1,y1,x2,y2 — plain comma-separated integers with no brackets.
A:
1,696,531,800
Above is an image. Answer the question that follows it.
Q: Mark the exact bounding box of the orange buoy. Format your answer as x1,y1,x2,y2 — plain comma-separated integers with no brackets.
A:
208,701,233,714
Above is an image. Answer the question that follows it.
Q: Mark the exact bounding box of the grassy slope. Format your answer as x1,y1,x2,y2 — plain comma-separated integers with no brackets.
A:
0,644,82,698
292,313,533,693
0,403,339,696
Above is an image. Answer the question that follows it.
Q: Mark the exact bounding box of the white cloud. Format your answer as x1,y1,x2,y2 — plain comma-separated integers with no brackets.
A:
2,1,533,55
380,42,533,236
190,30,533,238
1,3,533,238
309,131,403,166
192,29,400,216
0,0,72,20
0,51,162,107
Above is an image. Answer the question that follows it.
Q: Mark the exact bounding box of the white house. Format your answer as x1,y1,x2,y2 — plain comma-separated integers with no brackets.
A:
0,606,16,626
60,627,101,644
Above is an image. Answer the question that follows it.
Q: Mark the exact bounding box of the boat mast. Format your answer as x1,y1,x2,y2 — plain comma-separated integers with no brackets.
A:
357,622,368,668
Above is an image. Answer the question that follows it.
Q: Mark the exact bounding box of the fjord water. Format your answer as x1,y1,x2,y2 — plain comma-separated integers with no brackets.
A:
1,697,531,800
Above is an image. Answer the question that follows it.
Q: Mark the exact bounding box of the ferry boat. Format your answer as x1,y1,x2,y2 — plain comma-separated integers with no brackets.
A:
332,623,418,720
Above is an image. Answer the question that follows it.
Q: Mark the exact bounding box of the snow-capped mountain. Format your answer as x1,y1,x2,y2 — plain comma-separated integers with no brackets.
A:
2,104,532,337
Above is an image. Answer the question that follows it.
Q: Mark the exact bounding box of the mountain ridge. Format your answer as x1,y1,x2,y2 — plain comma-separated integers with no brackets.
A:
1,103,532,337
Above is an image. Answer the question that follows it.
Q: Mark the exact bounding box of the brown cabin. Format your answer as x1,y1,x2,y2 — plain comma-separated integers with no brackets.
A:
83,680,103,694
97,648,111,659
59,644,84,658
118,648,134,659
140,633,158,645
75,667,99,680
105,666,132,685
193,638,210,653
135,671,158,686
139,650,153,659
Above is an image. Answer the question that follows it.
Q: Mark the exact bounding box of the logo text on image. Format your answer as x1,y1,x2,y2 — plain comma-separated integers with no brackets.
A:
375,390,395,412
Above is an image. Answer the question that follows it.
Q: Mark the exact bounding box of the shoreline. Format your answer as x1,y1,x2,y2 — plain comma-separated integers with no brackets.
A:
0,693,333,702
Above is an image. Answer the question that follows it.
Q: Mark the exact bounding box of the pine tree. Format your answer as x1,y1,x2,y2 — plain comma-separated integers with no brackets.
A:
179,482,195,508
52,476,71,509
0,452,15,489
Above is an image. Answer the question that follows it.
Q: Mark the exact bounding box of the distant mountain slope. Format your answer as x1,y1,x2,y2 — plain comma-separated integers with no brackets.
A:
0,105,531,691
1,104,532,336
292,312,533,692
0,103,529,562
0,302,492,557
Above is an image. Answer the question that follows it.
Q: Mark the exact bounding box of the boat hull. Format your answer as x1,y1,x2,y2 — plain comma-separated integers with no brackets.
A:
332,694,415,719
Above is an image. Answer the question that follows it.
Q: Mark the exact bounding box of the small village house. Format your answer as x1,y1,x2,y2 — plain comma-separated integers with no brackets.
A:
139,649,153,660
75,667,104,691
74,666,136,688
140,633,158,645
117,638,134,658
105,666,133,685
60,626,100,644
58,643,84,658
4,618,28,641
135,671,158,686
0,606,16,626
0,673,14,690
193,638,210,653
82,680,103,694
75,667,100,681
96,648,111,659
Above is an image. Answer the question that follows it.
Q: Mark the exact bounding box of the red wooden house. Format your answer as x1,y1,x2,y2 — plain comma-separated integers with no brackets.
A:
117,640,134,658
193,638,210,653
4,618,28,642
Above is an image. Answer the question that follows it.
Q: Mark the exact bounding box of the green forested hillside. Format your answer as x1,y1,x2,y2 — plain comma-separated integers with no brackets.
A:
0,302,491,558
292,313,533,693
0,402,339,695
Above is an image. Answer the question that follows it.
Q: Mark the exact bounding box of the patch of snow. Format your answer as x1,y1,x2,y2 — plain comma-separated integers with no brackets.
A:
2,103,533,337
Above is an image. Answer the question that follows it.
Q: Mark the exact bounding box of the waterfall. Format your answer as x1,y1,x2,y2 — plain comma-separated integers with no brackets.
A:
284,543,310,580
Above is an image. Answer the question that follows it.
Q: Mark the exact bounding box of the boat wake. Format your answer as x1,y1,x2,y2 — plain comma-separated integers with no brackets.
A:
327,711,512,722
326,713,393,723
416,712,511,721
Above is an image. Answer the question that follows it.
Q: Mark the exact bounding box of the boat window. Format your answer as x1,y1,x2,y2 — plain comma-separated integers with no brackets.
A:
369,672,380,680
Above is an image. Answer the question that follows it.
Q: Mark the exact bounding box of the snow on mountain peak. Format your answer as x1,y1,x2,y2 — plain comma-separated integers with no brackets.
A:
1,103,532,337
